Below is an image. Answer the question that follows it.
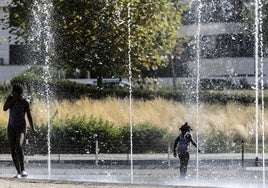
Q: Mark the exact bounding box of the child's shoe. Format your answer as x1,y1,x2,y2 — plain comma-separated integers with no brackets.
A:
21,170,28,177
13,174,22,178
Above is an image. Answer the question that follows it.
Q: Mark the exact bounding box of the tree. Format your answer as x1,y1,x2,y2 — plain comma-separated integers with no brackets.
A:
262,1,268,53
3,0,185,87
53,0,126,85
241,0,268,56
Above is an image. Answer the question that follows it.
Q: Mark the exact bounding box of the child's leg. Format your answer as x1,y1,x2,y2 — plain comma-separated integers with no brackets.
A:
8,128,21,174
180,158,188,178
179,153,189,179
17,132,25,172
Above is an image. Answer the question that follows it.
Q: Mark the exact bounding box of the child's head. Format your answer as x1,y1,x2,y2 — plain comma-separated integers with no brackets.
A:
12,83,23,95
179,122,192,133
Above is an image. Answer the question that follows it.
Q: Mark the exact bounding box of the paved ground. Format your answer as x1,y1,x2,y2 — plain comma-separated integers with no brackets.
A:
0,153,267,187
0,177,219,188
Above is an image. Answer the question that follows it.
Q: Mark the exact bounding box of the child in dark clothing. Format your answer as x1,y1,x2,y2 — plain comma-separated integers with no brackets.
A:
3,83,36,178
173,122,199,179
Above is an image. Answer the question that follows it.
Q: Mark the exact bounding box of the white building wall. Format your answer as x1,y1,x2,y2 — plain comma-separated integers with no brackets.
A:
179,22,247,37
0,1,28,83
188,57,256,77
0,1,10,65
179,22,268,79
0,65,29,83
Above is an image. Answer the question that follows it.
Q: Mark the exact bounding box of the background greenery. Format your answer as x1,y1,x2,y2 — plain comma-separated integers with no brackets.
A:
0,115,247,154
0,71,265,154
9,69,266,105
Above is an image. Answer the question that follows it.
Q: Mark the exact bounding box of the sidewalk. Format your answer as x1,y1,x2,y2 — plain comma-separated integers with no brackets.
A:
0,153,267,188
0,152,263,162
0,152,266,169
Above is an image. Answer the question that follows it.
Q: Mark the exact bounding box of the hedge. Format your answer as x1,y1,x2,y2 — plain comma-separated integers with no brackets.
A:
8,71,266,106
23,116,170,154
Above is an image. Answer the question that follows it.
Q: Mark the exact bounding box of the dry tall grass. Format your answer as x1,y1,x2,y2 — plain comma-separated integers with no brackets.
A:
0,97,267,140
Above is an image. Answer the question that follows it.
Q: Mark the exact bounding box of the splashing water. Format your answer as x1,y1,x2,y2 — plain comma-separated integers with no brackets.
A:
30,0,54,179
127,1,133,184
254,0,265,185
254,0,259,162
195,0,202,182
257,0,266,185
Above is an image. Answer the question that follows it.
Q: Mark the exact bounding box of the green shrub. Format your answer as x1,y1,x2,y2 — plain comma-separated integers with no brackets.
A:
0,82,11,101
11,71,264,106
24,116,170,154
120,124,168,153
27,115,124,154
0,126,8,153
204,131,229,153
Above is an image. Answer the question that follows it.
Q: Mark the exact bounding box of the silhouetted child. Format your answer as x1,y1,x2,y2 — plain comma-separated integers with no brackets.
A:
173,122,199,179
3,83,36,178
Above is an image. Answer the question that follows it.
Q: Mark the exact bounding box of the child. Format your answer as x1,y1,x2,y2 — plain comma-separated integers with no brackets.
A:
173,122,199,179
3,83,36,178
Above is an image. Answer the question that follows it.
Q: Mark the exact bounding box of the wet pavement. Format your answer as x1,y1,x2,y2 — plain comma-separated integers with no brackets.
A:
0,153,267,188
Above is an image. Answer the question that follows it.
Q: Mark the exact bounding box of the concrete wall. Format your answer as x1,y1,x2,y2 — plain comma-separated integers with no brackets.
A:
178,22,268,81
188,57,258,77
0,65,29,83
179,22,247,37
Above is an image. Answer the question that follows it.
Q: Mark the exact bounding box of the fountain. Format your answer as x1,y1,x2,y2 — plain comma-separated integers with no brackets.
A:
192,0,267,187
194,0,202,182
127,1,133,183
29,0,54,179
256,0,266,185
0,0,268,188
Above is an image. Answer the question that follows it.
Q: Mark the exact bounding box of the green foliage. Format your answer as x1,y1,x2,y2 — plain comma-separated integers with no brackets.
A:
23,116,170,154
199,91,256,105
204,131,229,153
10,71,267,107
0,82,11,102
11,69,42,87
0,126,8,153
0,115,260,154
202,130,246,153
120,124,168,153
5,0,185,83
263,1,268,50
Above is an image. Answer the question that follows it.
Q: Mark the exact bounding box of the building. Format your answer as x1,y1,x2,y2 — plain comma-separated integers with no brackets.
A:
178,0,268,85
0,0,29,82
0,0,10,65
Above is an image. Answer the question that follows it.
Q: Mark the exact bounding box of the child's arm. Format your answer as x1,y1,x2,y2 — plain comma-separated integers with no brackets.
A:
25,101,35,131
173,136,180,157
3,95,15,111
190,136,201,152
189,136,197,147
